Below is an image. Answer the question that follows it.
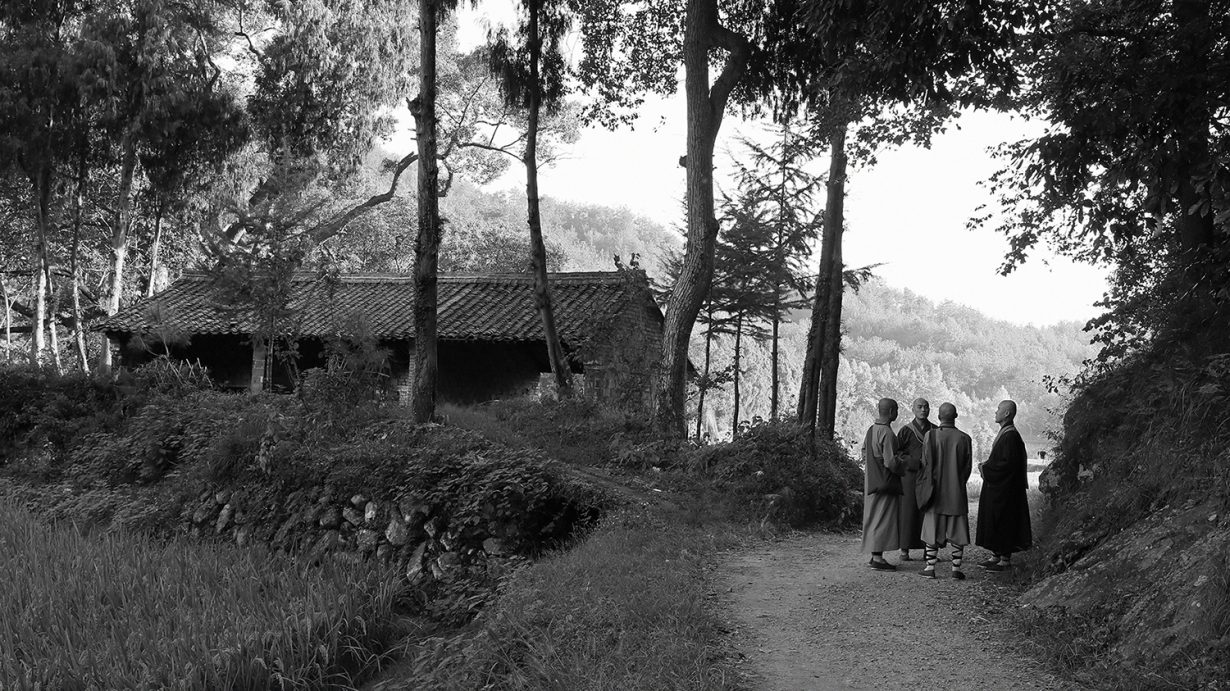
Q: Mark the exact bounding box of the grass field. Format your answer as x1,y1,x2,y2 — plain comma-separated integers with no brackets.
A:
0,502,403,689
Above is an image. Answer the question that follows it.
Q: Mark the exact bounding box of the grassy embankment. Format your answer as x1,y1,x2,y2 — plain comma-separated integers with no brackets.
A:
0,501,402,689
366,400,863,690
1,365,861,689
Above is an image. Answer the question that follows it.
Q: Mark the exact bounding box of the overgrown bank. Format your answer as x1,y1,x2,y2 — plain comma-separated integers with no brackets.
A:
1025,350,1230,688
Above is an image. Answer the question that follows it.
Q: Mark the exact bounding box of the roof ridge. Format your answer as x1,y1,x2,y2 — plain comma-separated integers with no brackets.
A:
175,270,627,283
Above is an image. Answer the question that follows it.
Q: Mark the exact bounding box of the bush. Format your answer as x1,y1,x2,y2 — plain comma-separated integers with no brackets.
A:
446,398,656,468
686,422,864,528
0,501,401,688
268,422,610,555
0,365,117,463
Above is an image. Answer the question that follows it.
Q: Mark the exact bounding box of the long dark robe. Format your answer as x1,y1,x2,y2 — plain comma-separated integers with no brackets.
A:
975,425,1033,555
861,422,904,553
895,418,933,550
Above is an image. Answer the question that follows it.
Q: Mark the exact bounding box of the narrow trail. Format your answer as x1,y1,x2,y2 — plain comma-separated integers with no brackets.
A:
718,532,1076,691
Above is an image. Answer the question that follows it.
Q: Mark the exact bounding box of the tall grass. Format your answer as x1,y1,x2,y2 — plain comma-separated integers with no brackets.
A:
397,509,743,690
0,502,402,689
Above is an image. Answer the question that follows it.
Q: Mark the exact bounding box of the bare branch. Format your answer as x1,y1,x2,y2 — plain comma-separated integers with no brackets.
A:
304,151,419,244
457,140,522,160
235,6,264,61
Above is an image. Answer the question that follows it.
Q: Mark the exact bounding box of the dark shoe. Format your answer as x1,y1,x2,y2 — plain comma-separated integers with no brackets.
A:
868,559,897,571
919,569,936,579
899,552,913,561
983,563,1009,572
977,558,1001,569
952,570,966,580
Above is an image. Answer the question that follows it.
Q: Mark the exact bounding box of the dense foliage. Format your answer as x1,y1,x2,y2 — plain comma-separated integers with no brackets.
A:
0,363,608,548
688,422,863,527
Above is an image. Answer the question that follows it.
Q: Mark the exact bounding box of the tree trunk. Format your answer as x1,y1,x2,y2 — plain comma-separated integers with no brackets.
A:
731,311,743,439
770,122,787,420
410,0,444,423
145,200,165,298
770,298,779,419
30,167,51,366
524,0,572,397
815,127,848,439
797,125,847,431
1173,0,1215,252
695,298,714,442
652,0,749,437
99,135,138,372
46,269,63,375
1,280,11,363
71,160,90,372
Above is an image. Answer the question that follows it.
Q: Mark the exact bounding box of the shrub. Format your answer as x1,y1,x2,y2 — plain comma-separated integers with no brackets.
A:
686,422,864,528
452,397,656,468
0,365,117,463
0,501,401,688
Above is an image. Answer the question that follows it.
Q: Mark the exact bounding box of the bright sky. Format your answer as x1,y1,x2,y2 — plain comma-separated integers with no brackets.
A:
448,4,1109,328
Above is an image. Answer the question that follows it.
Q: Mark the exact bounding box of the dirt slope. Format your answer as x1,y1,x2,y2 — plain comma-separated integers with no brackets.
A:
718,532,1077,690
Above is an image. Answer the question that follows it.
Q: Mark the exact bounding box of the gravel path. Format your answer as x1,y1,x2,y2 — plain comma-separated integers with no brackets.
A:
718,532,1078,690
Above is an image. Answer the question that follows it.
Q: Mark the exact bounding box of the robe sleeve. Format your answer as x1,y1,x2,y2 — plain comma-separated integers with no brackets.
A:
982,430,1025,485
898,426,922,472
882,428,905,475
958,434,973,483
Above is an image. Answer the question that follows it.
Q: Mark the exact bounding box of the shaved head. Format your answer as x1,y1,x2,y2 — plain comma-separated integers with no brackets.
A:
995,399,1018,425
912,398,930,420
877,397,899,421
938,402,957,422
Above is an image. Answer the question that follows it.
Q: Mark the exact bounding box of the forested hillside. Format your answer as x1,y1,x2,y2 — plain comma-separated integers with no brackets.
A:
690,280,1096,458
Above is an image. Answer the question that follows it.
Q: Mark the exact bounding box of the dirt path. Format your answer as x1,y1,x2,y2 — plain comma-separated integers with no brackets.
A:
719,532,1077,690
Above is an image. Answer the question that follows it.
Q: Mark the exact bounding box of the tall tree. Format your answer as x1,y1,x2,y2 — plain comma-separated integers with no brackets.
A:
727,122,823,418
978,0,1230,360
84,1,237,370
783,0,1036,438
409,0,459,423
573,0,761,436
0,0,86,365
488,0,576,397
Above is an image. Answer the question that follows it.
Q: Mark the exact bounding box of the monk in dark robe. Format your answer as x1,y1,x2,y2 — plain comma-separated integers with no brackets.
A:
918,403,972,580
894,398,933,561
861,398,906,570
976,399,1033,571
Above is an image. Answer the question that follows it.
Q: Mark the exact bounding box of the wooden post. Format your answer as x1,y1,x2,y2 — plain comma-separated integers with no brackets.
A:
249,343,267,394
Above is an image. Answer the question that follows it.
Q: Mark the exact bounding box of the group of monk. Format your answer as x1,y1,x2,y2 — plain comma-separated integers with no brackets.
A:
861,397,1034,578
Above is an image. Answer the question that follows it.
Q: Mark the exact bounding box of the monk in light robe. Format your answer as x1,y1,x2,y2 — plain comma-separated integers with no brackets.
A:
861,398,906,570
918,402,973,580
976,400,1033,571
894,398,934,561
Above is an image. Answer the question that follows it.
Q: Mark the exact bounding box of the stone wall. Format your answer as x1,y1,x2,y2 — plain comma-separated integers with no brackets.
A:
583,274,663,414
183,481,532,584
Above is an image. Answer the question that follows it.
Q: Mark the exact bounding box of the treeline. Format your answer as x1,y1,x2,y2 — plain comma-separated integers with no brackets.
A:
691,281,1096,459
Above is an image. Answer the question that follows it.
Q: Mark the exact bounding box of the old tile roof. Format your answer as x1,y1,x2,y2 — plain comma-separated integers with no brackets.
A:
96,271,657,345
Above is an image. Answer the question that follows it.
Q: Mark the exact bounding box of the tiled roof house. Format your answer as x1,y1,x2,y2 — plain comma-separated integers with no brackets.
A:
97,270,665,411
